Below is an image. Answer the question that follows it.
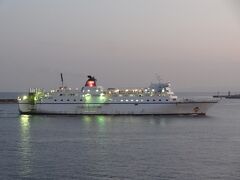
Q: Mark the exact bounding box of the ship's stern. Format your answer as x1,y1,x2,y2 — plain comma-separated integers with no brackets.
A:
17,90,41,114
17,95,35,114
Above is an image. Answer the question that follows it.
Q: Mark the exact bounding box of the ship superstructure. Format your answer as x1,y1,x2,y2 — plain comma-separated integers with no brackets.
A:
18,75,217,115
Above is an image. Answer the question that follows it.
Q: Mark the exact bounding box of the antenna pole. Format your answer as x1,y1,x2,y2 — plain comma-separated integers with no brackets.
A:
61,73,63,87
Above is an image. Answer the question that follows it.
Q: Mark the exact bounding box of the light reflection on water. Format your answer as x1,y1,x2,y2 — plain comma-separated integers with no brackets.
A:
83,115,107,131
18,115,32,178
18,114,109,178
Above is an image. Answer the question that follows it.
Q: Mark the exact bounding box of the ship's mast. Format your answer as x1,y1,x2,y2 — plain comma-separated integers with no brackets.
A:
60,73,64,87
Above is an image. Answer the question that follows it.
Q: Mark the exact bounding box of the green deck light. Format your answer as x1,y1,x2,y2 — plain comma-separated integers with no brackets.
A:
23,95,28,100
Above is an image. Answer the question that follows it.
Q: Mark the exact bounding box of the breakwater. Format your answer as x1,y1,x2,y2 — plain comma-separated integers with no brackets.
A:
0,99,17,104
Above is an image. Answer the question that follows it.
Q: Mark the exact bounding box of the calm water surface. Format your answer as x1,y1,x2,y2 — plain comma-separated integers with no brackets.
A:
0,96,240,179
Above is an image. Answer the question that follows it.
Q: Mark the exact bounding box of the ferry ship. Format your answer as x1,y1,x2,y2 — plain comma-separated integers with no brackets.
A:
18,75,218,115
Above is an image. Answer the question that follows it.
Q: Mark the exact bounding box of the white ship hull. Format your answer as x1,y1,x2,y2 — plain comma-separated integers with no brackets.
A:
18,101,216,115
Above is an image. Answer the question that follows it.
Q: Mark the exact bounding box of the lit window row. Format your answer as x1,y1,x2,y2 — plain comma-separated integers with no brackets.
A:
119,99,169,102
82,89,103,93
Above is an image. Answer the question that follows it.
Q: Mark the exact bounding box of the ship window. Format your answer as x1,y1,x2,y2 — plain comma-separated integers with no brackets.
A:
147,99,149,102
159,99,161,101
60,94,63,96
74,99,76,101
126,100,129,102
120,99,123,102
166,99,168,101
153,99,156,101
54,99,57,101
67,99,70,101
80,99,82,101
61,99,63,101
131,99,134,102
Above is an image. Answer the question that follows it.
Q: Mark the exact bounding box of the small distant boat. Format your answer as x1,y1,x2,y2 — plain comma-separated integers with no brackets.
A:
226,94,240,99
18,75,218,115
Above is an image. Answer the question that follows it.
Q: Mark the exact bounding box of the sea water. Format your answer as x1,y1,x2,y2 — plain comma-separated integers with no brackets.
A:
0,93,240,179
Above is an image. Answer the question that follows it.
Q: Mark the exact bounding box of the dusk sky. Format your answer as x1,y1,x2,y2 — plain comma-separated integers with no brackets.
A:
0,0,240,92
